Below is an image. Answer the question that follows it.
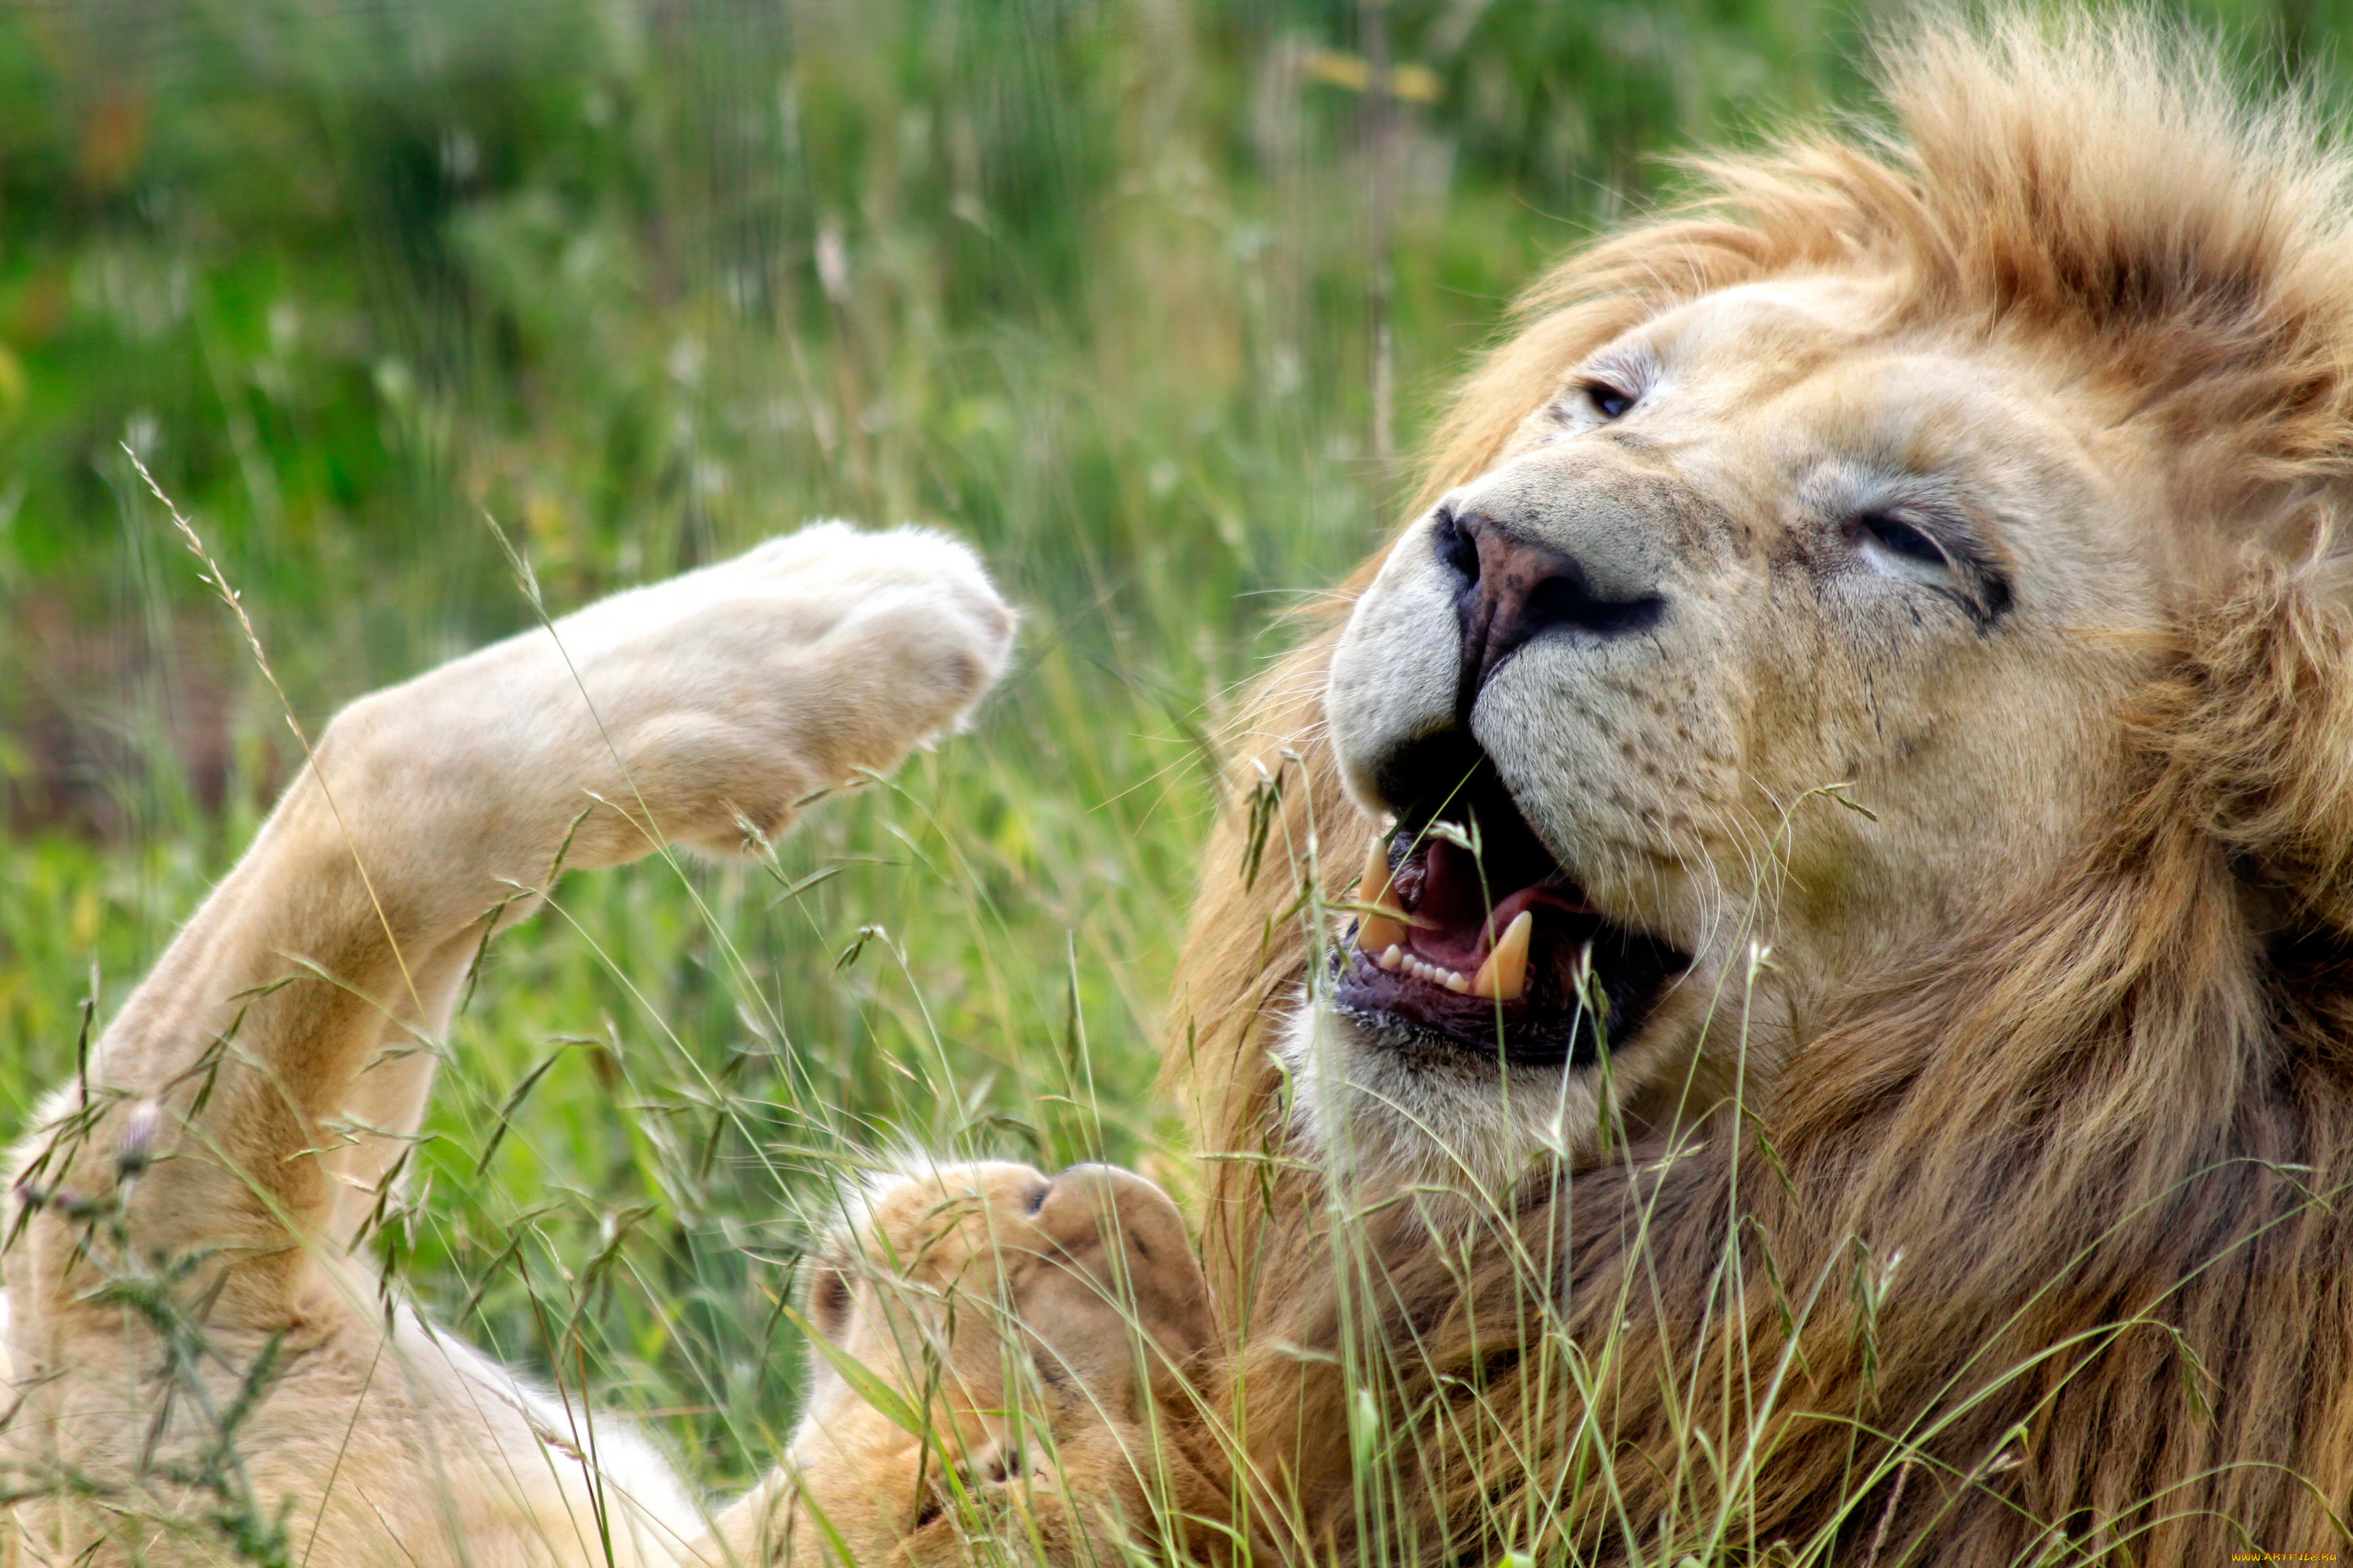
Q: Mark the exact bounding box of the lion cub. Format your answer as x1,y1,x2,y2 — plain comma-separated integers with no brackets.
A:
0,524,1194,1566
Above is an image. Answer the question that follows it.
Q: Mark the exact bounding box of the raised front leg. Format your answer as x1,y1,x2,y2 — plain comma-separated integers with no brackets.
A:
710,1162,1219,1567
2,523,1014,1566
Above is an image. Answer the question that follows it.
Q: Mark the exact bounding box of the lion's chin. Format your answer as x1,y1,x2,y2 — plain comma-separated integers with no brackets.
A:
1279,994,1616,1196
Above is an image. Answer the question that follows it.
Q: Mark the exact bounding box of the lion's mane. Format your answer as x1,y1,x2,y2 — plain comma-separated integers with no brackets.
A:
1163,17,2353,1564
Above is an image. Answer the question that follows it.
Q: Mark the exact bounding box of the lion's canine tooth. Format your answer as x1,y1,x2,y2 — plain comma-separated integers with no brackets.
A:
1443,970,1470,994
1471,910,1534,1002
1356,834,1409,955
1379,944,1403,971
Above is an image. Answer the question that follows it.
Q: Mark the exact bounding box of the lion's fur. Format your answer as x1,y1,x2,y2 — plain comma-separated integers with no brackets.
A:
1164,16,2353,1562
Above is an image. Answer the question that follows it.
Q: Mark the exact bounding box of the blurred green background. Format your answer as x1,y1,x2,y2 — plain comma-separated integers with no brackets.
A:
0,0,2341,1497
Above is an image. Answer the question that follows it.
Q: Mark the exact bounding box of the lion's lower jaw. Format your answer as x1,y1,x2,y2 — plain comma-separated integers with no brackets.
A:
1277,991,1609,1206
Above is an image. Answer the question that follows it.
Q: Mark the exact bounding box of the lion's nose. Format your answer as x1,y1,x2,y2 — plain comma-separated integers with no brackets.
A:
1436,505,1667,707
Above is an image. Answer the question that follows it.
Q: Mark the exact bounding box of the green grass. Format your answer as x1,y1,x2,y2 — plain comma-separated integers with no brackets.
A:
3,0,2350,1551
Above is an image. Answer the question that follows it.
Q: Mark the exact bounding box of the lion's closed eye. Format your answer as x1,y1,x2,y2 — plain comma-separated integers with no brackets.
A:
1851,510,1949,571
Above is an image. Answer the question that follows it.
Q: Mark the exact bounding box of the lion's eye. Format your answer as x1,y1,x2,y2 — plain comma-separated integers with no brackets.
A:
1854,511,1949,570
1846,505,2011,623
1585,381,1635,421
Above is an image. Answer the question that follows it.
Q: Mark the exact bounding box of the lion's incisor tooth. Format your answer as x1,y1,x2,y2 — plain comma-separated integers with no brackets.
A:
1471,910,1534,1002
1356,833,1407,954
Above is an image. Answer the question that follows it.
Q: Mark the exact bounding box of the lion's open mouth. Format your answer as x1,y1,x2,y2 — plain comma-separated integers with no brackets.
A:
1330,742,1690,1067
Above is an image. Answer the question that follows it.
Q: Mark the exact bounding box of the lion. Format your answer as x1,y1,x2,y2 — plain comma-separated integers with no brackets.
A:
1158,15,2353,1565
19,10,2353,1566
0,526,1211,1566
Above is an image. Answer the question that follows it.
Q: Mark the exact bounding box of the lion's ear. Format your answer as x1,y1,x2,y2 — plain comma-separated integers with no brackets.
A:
2144,557,2353,934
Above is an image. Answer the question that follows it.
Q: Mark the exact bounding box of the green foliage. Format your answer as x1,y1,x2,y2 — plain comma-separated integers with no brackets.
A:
0,0,2340,1531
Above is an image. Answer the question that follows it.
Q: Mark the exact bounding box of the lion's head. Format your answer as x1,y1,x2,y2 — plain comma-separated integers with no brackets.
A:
1195,17,2353,1197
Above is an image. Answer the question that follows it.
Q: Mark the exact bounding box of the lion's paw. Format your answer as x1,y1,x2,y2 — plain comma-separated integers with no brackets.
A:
572,524,1013,855
339,522,1016,876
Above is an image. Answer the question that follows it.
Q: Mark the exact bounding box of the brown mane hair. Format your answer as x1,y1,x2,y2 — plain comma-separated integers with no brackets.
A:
1160,15,2353,1562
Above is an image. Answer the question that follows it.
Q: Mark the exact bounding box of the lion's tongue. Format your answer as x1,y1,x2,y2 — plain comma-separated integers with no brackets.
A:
1391,838,1592,1001
1353,789,1600,1002
1409,838,1507,970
